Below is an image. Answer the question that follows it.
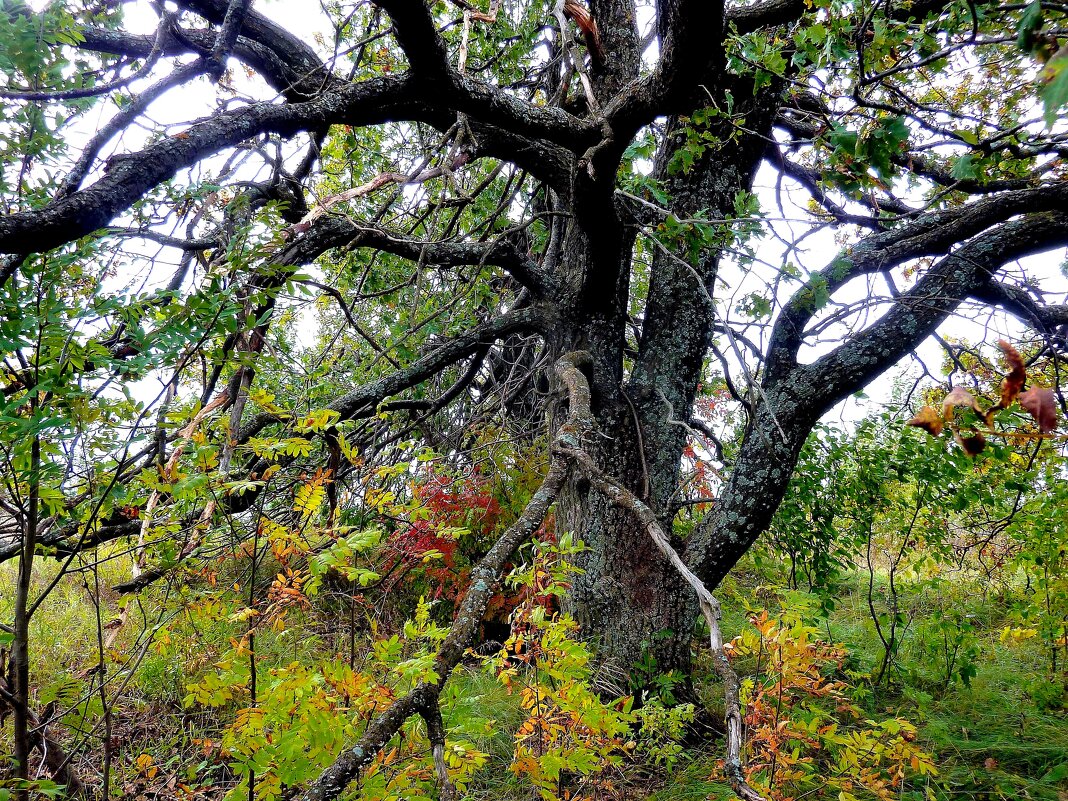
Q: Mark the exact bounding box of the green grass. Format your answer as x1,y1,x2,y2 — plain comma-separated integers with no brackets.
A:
0,551,136,681
708,559,1068,801
829,570,1068,801
645,748,733,800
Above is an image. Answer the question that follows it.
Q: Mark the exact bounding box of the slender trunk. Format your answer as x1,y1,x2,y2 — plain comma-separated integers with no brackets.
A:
92,561,114,800
12,430,40,799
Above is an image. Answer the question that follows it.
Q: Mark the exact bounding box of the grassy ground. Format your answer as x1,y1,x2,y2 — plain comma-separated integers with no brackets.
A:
707,566,1068,801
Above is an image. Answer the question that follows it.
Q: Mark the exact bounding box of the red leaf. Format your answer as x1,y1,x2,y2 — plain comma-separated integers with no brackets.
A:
1018,385,1059,433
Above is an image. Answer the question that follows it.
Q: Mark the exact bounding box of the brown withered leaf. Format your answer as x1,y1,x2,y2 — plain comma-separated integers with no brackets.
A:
954,430,987,456
942,386,981,420
1018,385,1059,433
907,406,943,437
996,340,1027,411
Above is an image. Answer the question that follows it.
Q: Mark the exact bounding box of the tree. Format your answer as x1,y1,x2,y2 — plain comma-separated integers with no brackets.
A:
1,0,1067,797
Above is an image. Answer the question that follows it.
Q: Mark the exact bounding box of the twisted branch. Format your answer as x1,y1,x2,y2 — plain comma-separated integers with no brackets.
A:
296,351,594,801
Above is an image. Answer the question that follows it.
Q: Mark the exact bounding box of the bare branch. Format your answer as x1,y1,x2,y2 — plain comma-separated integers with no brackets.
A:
970,281,1068,333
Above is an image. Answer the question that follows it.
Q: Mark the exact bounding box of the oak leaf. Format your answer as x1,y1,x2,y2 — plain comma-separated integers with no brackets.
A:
1018,385,1059,432
907,406,943,437
996,339,1026,411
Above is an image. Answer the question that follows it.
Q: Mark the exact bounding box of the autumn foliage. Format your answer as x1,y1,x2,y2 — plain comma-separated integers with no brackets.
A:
909,340,1061,455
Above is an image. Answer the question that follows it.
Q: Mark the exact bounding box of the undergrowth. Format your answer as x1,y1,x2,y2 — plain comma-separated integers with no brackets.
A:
3,545,1066,800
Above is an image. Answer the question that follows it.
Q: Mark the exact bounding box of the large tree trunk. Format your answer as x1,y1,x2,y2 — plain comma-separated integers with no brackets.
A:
546,185,686,682
549,81,783,682
557,404,702,686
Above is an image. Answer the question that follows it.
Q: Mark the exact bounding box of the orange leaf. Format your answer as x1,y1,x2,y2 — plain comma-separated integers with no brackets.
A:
996,340,1026,411
1018,385,1059,433
907,406,943,437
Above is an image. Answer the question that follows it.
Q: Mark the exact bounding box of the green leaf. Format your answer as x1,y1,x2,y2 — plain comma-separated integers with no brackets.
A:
1041,762,1068,783
1017,0,1044,52
950,154,979,181
1040,54,1068,126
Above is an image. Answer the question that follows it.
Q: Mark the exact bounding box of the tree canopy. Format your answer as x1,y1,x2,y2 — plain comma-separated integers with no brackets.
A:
1,0,1068,798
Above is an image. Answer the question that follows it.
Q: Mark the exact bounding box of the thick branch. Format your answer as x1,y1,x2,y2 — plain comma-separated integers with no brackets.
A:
727,0,806,33
287,216,554,297
175,0,332,95
0,519,140,565
375,0,451,77
237,305,546,443
766,184,1068,379
0,79,413,258
373,0,599,150
804,212,1068,400
78,23,327,100
688,212,1068,596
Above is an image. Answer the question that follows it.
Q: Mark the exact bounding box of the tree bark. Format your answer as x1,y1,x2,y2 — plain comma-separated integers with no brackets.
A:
550,81,783,681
